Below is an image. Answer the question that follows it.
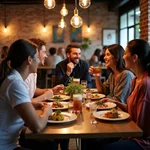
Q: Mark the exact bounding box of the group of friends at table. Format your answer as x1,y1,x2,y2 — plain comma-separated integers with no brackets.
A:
0,38,150,150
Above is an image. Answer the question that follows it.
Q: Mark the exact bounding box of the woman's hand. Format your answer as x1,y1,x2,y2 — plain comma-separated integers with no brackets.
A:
100,97,117,103
88,66,94,75
52,84,64,93
44,90,54,100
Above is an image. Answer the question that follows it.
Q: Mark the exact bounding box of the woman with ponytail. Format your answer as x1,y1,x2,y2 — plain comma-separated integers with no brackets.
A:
0,39,57,150
98,39,150,150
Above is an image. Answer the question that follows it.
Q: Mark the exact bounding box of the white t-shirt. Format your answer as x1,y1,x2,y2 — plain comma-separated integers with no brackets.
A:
0,70,31,150
25,73,37,99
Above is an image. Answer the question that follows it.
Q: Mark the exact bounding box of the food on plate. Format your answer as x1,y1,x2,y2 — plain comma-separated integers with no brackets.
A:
53,95,63,100
103,108,119,118
86,89,92,93
91,94,101,98
51,101,64,108
95,101,108,109
49,110,64,121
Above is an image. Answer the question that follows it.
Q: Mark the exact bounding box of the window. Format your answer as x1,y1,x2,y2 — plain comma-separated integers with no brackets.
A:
119,7,140,48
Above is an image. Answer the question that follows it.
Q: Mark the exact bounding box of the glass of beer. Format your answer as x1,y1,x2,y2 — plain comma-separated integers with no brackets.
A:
73,94,82,113
93,65,101,76
73,78,80,84
81,80,87,89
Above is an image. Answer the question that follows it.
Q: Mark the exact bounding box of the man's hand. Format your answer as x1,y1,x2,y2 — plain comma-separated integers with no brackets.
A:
52,84,64,93
66,62,75,76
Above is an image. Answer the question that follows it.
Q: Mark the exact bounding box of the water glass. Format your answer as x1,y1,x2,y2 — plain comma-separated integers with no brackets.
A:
89,103,97,116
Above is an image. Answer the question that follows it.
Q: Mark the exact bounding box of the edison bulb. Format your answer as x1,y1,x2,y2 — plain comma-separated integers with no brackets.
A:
4,28,7,33
43,27,47,32
44,0,56,9
87,27,90,32
58,17,67,28
79,0,91,9
70,9,83,28
60,4,68,17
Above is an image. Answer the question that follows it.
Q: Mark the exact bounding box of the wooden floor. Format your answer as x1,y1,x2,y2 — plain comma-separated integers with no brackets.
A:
58,138,77,150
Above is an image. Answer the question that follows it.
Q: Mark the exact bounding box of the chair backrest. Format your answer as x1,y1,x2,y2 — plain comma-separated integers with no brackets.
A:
51,75,56,87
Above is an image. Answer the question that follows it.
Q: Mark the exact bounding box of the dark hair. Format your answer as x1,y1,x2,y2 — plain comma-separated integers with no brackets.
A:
29,38,46,51
66,44,81,54
0,39,37,85
107,44,125,72
127,39,150,74
94,48,101,56
49,47,56,55
1,46,9,59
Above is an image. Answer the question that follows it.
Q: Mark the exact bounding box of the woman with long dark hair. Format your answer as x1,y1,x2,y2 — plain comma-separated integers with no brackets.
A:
0,39,56,150
89,44,134,104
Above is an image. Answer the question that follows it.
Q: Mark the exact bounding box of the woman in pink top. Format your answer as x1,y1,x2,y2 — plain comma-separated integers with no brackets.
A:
101,39,150,150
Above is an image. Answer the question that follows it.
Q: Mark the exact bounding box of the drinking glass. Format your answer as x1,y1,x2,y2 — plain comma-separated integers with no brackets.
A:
89,103,97,124
73,78,80,84
93,65,101,76
81,80,87,89
73,94,82,113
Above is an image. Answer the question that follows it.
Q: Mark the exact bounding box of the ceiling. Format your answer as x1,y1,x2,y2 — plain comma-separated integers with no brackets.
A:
0,0,132,11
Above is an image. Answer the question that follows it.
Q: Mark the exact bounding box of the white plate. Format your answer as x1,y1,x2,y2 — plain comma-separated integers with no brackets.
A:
93,111,130,121
91,93,105,100
48,112,77,123
48,95,70,101
85,102,116,110
47,102,73,110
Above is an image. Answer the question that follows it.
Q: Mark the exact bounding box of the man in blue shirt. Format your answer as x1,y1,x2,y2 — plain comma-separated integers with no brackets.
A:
55,44,92,88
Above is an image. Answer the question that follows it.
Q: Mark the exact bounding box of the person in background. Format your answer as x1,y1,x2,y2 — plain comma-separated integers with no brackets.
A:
89,48,101,66
0,45,9,63
99,39,150,150
25,38,63,102
89,44,134,104
57,47,66,61
55,44,92,88
0,39,57,150
99,46,107,64
46,47,62,76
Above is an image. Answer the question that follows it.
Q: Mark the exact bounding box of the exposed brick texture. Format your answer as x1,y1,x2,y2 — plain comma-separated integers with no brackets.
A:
140,0,150,43
0,3,118,59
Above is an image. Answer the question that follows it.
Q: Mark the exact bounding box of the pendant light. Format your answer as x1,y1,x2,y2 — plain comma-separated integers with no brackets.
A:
87,8,90,32
79,0,91,9
42,7,47,32
70,0,83,28
58,16,67,28
4,4,7,33
44,0,56,9
60,0,68,17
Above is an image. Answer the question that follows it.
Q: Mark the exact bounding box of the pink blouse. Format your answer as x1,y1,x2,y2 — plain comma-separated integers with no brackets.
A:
127,73,150,150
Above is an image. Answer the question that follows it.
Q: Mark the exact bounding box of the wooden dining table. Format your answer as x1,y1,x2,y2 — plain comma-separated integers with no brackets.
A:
25,105,143,150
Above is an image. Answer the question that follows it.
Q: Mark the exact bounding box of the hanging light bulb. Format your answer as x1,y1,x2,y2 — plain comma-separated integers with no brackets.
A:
87,27,90,32
4,27,7,33
60,3,68,17
58,16,67,28
44,0,56,9
70,8,83,28
43,26,47,32
79,0,91,9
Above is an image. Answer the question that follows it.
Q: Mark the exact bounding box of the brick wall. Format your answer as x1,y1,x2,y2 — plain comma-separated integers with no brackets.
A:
140,0,150,43
0,2,118,59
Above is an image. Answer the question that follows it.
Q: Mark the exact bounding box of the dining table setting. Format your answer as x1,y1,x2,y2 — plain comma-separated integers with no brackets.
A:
25,87,143,150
